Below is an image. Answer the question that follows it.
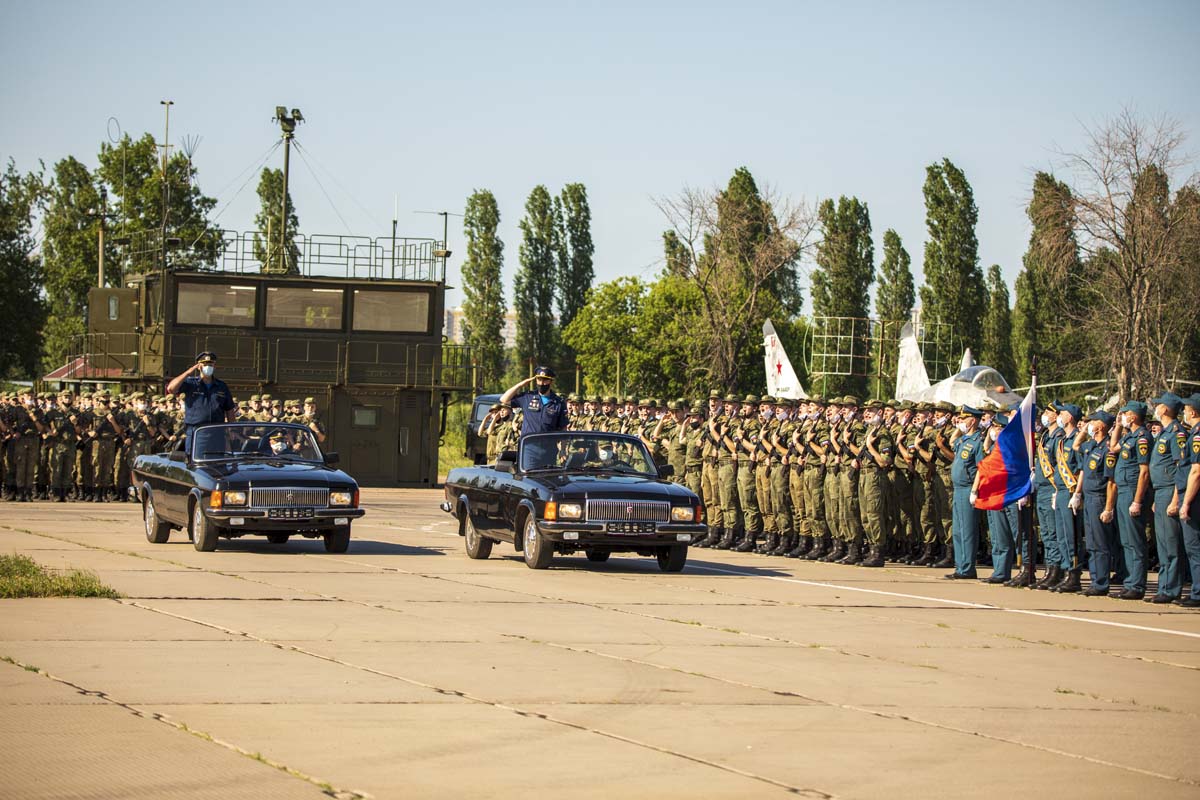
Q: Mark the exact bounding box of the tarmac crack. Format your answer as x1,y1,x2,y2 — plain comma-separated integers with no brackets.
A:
0,654,371,800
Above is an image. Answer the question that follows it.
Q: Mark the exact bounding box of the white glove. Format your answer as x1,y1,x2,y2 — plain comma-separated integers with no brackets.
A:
969,491,979,506
1051,492,1057,510
1068,493,1082,514
1129,501,1141,516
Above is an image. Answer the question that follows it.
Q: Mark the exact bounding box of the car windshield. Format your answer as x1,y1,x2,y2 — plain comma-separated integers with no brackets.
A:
519,433,658,475
191,424,323,463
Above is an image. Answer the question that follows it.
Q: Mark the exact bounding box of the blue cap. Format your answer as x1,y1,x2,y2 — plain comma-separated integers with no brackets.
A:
1181,394,1200,413
1150,392,1183,415
994,414,1010,426
533,365,556,379
1085,410,1116,427
1119,400,1148,417
1053,401,1083,421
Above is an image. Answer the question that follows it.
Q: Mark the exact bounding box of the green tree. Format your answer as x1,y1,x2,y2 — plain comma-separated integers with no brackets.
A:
662,230,691,276
460,189,506,389
252,167,300,274
513,185,559,371
1011,171,1078,385
562,277,647,394
981,265,1016,381
875,229,914,322
918,159,986,352
40,156,104,371
0,160,46,378
95,133,218,271
810,196,874,396
554,183,594,373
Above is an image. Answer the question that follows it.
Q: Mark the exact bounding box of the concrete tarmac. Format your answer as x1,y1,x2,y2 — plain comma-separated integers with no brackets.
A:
1,489,1198,799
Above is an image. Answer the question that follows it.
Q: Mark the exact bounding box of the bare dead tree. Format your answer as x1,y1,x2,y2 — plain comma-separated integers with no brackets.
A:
1054,109,1200,400
654,182,817,390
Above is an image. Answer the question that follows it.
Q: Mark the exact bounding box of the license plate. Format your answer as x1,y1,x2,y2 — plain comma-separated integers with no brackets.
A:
268,507,314,519
607,521,656,534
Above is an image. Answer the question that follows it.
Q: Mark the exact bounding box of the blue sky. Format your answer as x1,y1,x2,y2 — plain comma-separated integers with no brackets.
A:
3,1,1198,312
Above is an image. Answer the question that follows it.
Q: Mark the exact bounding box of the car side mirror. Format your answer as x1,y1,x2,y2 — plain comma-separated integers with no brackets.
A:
657,464,675,478
168,450,188,463
323,451,339,465
496,449,517,473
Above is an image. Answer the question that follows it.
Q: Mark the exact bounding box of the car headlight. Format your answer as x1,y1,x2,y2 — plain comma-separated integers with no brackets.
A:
222,491,247,507
329,491,354,507
671,506,697,522
558,503,583,519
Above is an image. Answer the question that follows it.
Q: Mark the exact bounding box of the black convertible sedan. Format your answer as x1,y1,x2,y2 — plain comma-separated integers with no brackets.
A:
440,431,707,571
132,423,365,553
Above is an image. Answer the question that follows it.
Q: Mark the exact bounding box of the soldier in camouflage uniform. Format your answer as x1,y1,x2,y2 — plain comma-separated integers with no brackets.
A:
682,404,705,499
711,395,741,549
43,391,81,502
753,396,777,552
123,393,158,499
696,391,724,548
90,392,124,502
729,395,762,553
6,389,46,501
766,398,795,555
859,399,894,567
799,398,833,559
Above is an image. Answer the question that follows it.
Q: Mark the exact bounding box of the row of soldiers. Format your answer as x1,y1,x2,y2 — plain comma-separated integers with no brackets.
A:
478,390,1200,605
0,387,326,503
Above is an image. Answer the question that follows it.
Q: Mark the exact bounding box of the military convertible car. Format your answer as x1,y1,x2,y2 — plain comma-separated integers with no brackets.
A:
133,422,365,553
440,431,707,571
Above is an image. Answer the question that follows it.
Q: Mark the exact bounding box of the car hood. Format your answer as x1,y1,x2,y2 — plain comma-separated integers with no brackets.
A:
528,473,694,501
198,461,354,487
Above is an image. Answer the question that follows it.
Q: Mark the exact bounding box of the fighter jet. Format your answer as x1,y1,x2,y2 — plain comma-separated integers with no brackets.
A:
894,321,1022,408
763,319,808,399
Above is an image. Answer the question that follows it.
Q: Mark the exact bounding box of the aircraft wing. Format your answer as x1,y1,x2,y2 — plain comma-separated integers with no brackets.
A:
763,319,808,399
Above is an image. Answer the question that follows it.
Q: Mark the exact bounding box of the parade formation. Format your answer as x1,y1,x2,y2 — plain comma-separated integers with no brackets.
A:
476,381,1200,608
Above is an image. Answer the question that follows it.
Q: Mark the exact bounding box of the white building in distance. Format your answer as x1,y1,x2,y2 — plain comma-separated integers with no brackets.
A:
444,306,518,348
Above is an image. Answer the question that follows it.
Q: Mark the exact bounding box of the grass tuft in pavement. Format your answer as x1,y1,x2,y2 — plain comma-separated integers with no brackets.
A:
0,553,119,599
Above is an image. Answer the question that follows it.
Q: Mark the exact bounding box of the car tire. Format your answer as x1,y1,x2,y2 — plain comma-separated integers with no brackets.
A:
657,544,687,573
324,527,351,553
585,549,609,563
463,513,492,559
143,492,171,544
522,515,553,570
266,533,290,545
192,501,219,552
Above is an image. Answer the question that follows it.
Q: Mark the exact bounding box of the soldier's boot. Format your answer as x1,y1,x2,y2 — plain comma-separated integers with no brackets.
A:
714,527,737,550
701,527,723,548
2,485,13,501
932,543,955,569
913,542,934,566
786,535,811,558
821,539,846,563
770,534,793,556
1006,563,1037,587
837,541,860,565
93,488,105,503
803,535,828,561
1051,568,1082,593
860,545,885,568
757,532,778,554
734,527,759,553
55,489,66,503
691,528,711,548
1035,565,1062,590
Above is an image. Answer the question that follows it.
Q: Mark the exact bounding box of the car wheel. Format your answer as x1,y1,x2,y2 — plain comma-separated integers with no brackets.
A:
266,533,290,545
192,502,219,552
522,515,553,569
585,549,609,563
657,544,688,573
143,492,171,544
324,527,351,553
464,513,492,559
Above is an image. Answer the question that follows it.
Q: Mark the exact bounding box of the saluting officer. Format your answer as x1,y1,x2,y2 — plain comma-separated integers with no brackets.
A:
166,352,236,445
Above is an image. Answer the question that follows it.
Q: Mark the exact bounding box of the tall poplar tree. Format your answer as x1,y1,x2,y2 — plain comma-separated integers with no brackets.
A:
875,229,914,322
253,167,301,274
810,196,874,396
461,189,505,389
554,183,594,374
0,161,46,378
981,265,1016,381
918,159,986,352
514,185,559,371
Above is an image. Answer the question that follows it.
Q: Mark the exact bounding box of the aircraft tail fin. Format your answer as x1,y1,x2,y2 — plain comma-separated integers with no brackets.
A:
960,348,976,371
763,319,808,399
895,322,932,400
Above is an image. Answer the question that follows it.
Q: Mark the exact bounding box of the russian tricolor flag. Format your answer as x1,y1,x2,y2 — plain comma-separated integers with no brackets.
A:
974,377,1036,511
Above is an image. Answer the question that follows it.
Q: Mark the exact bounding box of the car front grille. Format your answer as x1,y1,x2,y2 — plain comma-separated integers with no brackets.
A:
249,487,329,508
585,499,670,522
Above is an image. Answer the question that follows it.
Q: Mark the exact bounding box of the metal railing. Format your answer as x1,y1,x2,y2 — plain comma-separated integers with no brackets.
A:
122,228,444,283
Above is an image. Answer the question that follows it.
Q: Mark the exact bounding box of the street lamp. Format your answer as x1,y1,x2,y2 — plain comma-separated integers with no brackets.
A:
272,106,304,272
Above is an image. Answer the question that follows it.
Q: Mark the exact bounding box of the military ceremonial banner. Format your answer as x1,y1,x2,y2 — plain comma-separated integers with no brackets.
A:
974,377,1036,510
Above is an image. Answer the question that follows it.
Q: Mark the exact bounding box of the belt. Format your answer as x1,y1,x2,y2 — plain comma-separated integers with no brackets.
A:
704,458,718,465
686,466,702,474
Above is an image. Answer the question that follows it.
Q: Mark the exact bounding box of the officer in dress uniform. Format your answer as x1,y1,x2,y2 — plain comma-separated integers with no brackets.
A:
1146,392,1186,603
944,406,984,579
1049,402,1085,593
166,352,236,445
1074,411,1119,596
1176,395,1200,608
499,366,568,468
1111,400,1153,600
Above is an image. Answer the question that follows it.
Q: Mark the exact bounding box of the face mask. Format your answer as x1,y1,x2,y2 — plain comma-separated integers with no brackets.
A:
1086,422,1098,437
537,383,550,395
830,413,841,423
135,404,146,412
980,420,991,429
957,421,973,434
934,417,947,428
1041,412,1052,427
200,365,214,378
864,414,878,426
270,441,288,455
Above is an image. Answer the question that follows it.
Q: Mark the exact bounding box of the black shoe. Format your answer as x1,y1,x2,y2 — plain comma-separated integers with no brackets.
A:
860,546,884,568
914,543,936,566
1145,594,1177,604
1082,586,1109,597
1036,566,1062,590
820,541,845,563
786,536,811,559
944,571,978,580
932,551,954,569
981,575,1008,584
1051,569,1082,594
837,543,861,565
804,537,828,561
733,538,757,553
1177,598,1200,608
1117,589,1145,600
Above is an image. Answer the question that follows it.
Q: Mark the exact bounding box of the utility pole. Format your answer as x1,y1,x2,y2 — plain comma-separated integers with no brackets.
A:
273,106,303,273
159,100,173,280
97,187,107,287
